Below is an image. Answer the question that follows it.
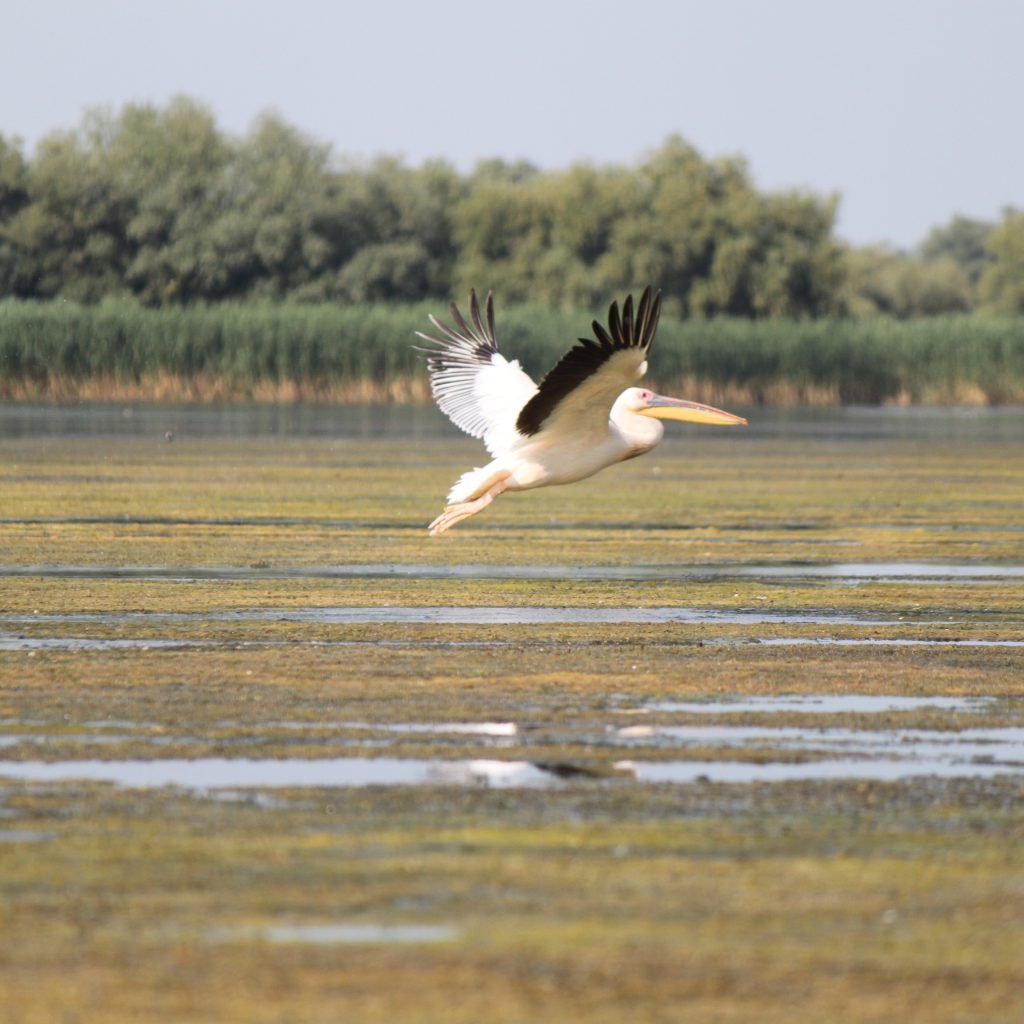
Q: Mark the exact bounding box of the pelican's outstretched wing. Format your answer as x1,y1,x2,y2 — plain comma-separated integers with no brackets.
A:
516,287,662,437
416,290,537,457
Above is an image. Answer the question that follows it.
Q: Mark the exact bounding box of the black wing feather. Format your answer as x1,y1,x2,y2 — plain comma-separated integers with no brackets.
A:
619,293,633,343
591,320,615,348
608,299,623,345
515,286,662,437
422,289,499,361
414,289,506,440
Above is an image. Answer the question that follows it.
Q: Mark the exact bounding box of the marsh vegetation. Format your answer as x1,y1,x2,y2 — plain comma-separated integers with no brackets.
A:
2,300,1023,405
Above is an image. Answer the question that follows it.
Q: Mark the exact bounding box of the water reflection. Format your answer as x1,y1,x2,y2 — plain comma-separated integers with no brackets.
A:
0,402,446,440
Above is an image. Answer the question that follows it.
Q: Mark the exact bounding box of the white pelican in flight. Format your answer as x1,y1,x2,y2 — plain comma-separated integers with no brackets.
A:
417,287,747,536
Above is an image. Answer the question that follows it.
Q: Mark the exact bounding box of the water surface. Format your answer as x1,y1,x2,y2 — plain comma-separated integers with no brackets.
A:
3,561,1021,583
4,402,1024,442
647,695,996,714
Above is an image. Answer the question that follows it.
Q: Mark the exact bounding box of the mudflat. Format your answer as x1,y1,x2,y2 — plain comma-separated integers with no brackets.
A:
1,406,1022,1023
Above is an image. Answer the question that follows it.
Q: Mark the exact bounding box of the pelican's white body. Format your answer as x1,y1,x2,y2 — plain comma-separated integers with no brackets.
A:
447,388,664,504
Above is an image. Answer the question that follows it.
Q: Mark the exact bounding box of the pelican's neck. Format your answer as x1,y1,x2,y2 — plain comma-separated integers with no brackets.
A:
610,402,664,456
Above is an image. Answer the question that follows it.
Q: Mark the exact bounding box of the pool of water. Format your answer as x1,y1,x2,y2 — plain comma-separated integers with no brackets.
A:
3,709,1022,789
205,923,459,945
2,746,1021,789
5,633,1023,653
0,757,560,789
646,695,996,714
0,829,54,843
0,606,906,626
3,561,1023,583
756,638,1024,648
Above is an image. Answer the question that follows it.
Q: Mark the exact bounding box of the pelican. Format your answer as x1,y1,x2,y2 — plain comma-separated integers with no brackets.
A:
416,287,747,536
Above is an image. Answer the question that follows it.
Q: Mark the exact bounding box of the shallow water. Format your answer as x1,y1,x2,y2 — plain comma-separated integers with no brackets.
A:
2,747,1021,789
756,638,1024,648
231,606,900,626
0,829,54,843
5,633,1024,653
0,606,904,626
5,401,1024,442
3,711,1022,789
0,636,205,651
0,757,559,789
331,721,518,737
615,723,1024,760
207,923,459,946
626,759,1023,784
647,695,995,714
736,562,1024,579
3,561,1023,583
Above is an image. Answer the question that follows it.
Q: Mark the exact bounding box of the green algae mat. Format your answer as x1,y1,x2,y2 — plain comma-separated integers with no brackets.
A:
1,406,1023,1022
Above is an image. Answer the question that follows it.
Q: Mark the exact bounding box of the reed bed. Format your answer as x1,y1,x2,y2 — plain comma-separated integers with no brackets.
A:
1,300,1022,404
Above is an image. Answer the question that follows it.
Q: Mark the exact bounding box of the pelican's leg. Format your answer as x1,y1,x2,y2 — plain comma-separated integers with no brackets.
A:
428,475,510,536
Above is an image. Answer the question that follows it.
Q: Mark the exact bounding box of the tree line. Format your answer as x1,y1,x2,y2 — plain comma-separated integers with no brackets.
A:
1,97,1022,317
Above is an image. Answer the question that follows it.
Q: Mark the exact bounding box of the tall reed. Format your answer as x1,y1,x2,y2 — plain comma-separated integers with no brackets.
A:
1,300,1021,404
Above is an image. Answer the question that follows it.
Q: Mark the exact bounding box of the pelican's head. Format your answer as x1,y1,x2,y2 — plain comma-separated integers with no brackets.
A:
626,387,747,426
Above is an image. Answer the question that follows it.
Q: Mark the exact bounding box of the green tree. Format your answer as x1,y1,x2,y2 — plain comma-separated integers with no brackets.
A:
537,165,647,307
189,113,337,300
843,245,972,317
450,167,550,302
919,214,995,286
0,99,888,318
4,113,131,301
978,209,1024,314
332,157,460,300
0,135,28,220
629,137,843,318
0,135,30,294
452,162,635,307
336,240,432,301
450,137,845,317
107,97,232,303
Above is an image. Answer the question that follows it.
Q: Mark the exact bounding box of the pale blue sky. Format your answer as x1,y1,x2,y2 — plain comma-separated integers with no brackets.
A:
4,0,1021,247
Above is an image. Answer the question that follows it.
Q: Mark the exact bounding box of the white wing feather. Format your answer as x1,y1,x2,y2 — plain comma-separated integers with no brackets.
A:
416,291,537,457
467,354,537,456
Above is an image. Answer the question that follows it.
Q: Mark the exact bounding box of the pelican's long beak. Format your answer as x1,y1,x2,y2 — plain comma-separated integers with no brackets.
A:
638,394,748,426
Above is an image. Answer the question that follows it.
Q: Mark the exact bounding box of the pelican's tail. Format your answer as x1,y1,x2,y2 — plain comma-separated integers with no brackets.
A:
446,463,509,505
